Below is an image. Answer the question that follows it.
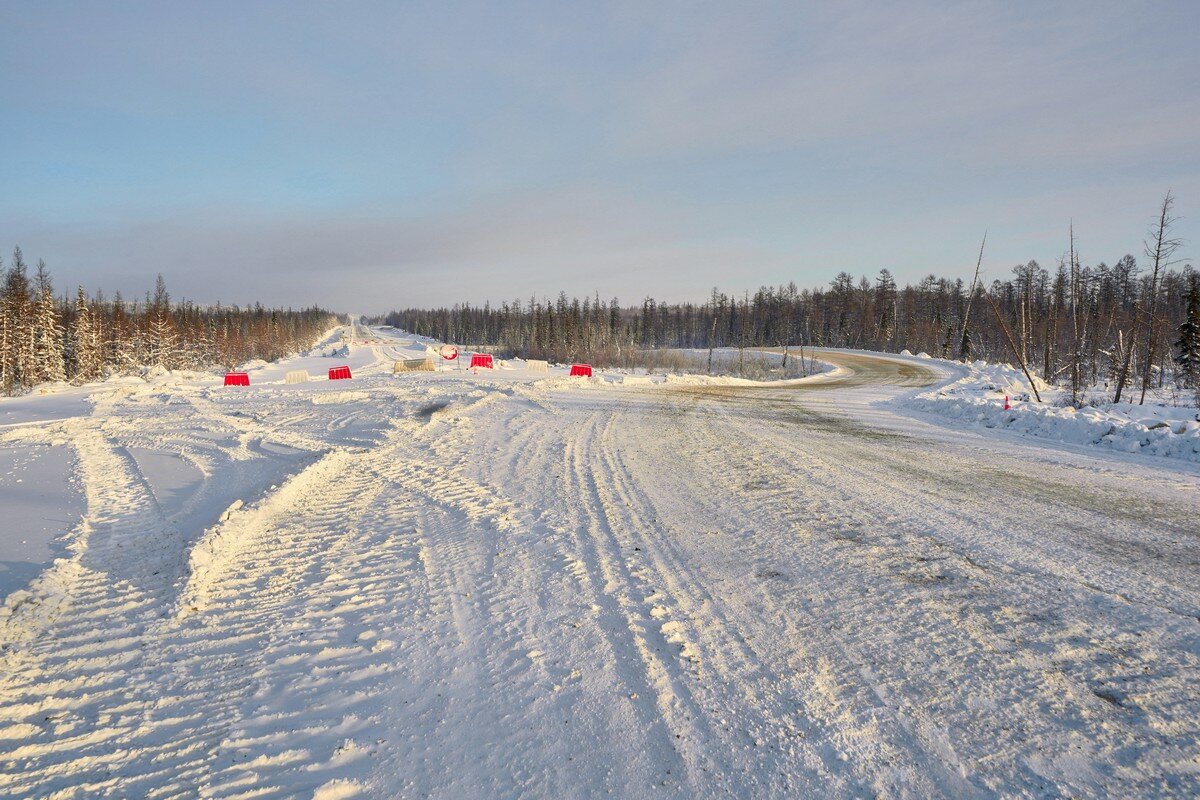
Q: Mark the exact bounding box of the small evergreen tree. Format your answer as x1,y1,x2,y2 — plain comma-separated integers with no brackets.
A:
8,248,36,389
1174,273,1200,391
0,252,11,392
147,275,177,369
32,261,66,384
69,286,103,383
875,269,897,346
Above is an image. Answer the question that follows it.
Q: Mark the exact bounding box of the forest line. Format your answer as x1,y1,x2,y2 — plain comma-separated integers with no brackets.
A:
383,194,1200,405
0,248,337,396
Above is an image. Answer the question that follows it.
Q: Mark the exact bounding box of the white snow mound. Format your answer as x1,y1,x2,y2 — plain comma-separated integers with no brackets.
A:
905,360,1200,462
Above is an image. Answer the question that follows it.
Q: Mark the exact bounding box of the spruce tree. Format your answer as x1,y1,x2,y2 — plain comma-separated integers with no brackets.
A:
1174,273,1200,390
875,269,897,346
147,275,177,369
0,253,11,392
8,248,36,388
32,261,66,383
70,286,102,383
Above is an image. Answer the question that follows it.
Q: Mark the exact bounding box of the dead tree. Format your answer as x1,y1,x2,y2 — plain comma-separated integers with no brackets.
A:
706,315,718,374
1068,222,1083,406
1140,191,1183,403
1113,302,1140,403
958,231,987,360
984,290,1043,403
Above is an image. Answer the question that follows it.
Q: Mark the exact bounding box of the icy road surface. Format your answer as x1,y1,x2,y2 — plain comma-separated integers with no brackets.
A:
1,328,1198,799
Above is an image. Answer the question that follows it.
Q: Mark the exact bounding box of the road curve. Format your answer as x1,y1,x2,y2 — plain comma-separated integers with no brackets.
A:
663,349,946,410
768,348,944,389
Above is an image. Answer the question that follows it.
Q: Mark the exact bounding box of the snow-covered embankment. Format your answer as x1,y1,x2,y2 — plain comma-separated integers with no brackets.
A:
902,357,1200,462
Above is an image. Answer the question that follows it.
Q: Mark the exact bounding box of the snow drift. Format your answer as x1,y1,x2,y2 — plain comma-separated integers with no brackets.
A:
905,359,1200,463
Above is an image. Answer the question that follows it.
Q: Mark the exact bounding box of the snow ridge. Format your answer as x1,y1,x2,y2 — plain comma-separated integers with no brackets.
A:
902,359,1200,463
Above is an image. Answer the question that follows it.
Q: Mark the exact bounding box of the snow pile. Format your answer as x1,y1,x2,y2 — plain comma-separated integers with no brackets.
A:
529,375,602,391
533,369,837,392
311,391,370,405
663,373,769,387
907,360,1200,462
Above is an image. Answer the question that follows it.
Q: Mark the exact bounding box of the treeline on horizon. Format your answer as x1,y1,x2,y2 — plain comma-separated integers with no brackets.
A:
382,193,1200,405
0,246,338,396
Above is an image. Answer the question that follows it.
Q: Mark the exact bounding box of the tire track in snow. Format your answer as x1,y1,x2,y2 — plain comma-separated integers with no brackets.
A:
611,390,969,798
383,386,693,795
590,406,850,795
0,382,376,797
655,379,1198,797
560,410,702,786
668,396,1002,797
0,418,185,798
3,355,1197,798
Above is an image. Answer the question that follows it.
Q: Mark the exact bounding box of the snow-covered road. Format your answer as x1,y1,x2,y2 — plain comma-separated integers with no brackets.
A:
2,329,1198,798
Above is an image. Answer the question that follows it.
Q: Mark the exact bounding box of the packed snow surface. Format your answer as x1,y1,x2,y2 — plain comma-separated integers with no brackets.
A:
1,327,1198,798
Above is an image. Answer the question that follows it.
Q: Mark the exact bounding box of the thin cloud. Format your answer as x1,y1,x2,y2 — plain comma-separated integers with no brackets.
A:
2,1,1197,310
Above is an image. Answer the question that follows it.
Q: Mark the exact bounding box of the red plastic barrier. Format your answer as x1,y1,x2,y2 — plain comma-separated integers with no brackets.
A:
470,353,494,369
328,365,353,380
224,372,249,386
569,363,593,378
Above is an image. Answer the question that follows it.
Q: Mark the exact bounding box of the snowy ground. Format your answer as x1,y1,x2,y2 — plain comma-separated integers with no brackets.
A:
896,353,1200,463
1,327,1198,798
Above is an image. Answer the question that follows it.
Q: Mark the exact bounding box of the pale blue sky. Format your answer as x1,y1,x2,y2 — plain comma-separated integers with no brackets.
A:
2,1,1197,311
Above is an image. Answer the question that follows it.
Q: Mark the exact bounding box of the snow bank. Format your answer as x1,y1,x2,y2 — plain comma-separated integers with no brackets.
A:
311,391,370,405
663,373,767,386
532,369,835,392
906,360,1200,463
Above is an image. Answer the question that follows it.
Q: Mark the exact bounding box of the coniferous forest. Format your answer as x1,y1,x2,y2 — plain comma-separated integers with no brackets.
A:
0,248,336,396
384,194,1200,404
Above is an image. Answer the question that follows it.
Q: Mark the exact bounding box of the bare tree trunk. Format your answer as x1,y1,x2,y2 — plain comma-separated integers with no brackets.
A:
706,315,717,374
1113,306,1140,404
1044,292,1056,380
1068,222,1083,406
984,290,1043,403
958,230,987,361
1140,191,1181,404
1019,284,1028,365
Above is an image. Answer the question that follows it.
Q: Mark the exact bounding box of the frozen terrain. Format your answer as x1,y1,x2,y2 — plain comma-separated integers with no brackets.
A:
1,326,1198,799
899,356,1200,464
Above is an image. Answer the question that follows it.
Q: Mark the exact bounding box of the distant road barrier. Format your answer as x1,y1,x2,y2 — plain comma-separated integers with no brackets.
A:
569,363,593,378
526,359,549,373
394,358,434,373
329,365,353,380
224,372,250,386
470,353,494,370
285,370,310,384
